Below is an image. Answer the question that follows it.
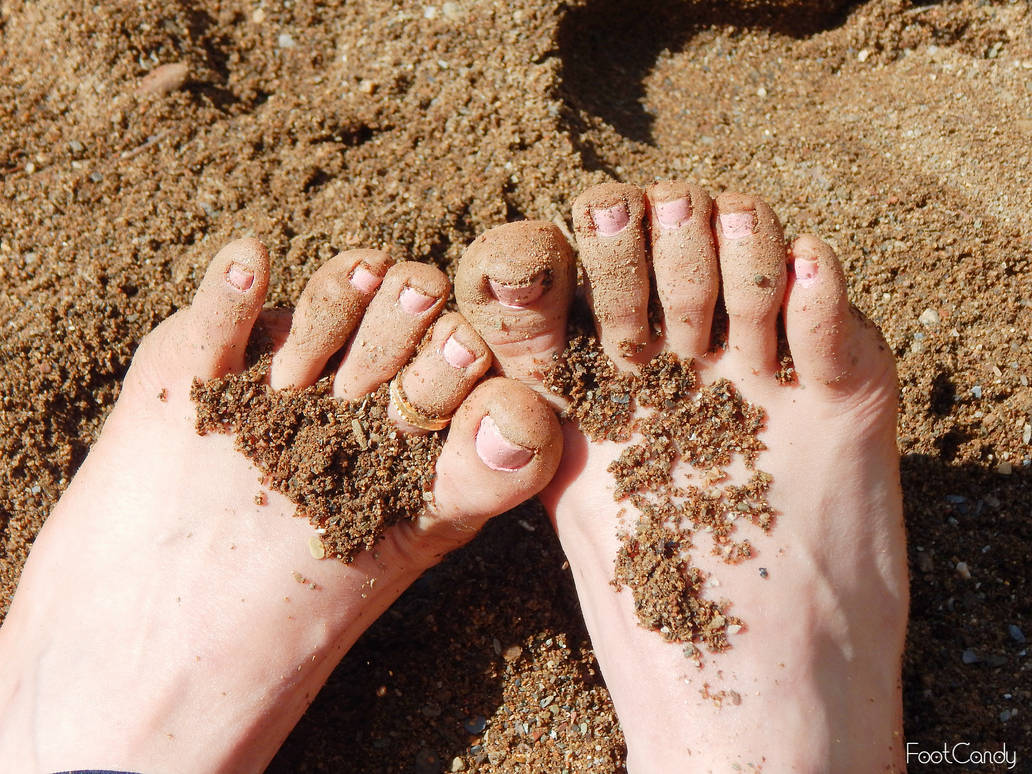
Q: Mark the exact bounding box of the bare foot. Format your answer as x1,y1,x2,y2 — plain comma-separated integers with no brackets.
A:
0,239,562,773
457,182,908,772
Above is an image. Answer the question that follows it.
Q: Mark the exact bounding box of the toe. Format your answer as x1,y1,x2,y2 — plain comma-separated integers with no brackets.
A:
386,312,492,434
269,249,393,389
713,192,787,373
784,236,885,391
455,220,575,390
183,238,271,379
420,377,562,548
332,261,449,400
572,182,652,367
645,181,719,358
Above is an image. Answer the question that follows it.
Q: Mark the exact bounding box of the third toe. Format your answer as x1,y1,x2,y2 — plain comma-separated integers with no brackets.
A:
333,261,449,400
645,181,719,358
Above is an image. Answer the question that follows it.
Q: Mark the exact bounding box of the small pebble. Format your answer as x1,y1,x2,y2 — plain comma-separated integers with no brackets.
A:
955,561,971,580
970,385,982,399
451,758,466,772
996,461,1013,475
962,649,981,664
463,715,486,734
918,308,940,326
1023,423,1031,444
308,535,326,559
857,48,870,62
277,32,296,48
1000,709,1014,722
502,644,523,662
137,62,190,97
442,1,461,19
68,140,84,153
1009,624,1026,644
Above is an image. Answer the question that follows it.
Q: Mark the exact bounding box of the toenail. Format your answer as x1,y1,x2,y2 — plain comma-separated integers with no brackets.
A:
719,211,756,239
399,286,437,315
226,262,254,291
794,257,819,288
442,335,476,369
656,197,692,229
475,415,533,471
350,264,383,294
488,274,546,308
591,203,630,237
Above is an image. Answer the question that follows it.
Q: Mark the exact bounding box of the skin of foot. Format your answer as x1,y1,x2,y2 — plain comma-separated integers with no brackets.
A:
0,239,562,773
457,181,909,773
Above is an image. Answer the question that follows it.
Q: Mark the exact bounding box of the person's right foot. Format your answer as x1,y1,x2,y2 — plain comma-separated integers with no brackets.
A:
457,181,909,773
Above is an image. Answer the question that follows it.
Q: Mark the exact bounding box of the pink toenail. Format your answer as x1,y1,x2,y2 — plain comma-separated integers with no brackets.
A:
475,416,533,471
350,265,382,294
656,197,692,229
399,286,437,315
442,335,476,368
488,275,546,308
719,211,756,239
591,203,630,236
794,257,819,288
227,263,254,291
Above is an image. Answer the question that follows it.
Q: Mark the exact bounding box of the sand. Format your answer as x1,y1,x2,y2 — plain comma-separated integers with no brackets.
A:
2,0,1030,770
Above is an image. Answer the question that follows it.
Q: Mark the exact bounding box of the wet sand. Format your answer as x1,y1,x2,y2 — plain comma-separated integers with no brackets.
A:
1,0,1029,770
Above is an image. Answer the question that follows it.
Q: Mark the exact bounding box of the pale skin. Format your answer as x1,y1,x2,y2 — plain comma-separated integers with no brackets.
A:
0,239,563,773
457,181,909,773
0,180,909,774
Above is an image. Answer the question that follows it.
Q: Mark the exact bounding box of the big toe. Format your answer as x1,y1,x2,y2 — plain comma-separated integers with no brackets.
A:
455,221,575,397
417,377,563,551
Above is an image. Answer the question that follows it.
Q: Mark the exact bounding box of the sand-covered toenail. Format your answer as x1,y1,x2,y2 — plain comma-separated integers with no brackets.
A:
350,264,383,294
592,203,630,236
442,335,477,368
719,211,756,239
655,197,692,229
794,257,819,287
488,274,546,308
227,262,255,291
475,415,533,471
399,286,437,315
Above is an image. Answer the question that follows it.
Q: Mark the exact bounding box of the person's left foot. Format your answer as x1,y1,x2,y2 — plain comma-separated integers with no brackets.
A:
0,239,562,773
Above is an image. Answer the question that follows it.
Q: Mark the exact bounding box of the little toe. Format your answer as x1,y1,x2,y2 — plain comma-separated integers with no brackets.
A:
713,192,788,373
455,220,575,391
645,181,719,358
332,261,449,400
572,182,652,366
182,238,271,379
784,235,889,391
386,312,492,434
419,377,562,550
269,249,392,390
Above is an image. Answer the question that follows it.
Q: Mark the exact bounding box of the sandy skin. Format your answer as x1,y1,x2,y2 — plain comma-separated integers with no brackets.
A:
458,181,909,772
0,239,562,773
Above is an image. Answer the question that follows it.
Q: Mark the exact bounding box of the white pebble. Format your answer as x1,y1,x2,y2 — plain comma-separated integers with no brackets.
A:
277,32,295,48
857,49,870,62
955,561,971,580
918,308,940,326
